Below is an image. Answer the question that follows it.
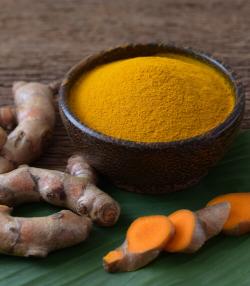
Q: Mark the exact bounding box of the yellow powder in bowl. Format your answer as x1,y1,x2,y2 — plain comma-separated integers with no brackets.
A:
69,55,235,143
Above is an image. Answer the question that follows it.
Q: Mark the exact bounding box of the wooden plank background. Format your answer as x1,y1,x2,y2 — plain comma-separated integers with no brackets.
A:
0,0,249,171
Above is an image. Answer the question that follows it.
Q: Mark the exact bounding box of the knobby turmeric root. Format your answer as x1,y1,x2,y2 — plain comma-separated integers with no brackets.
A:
207,193,250,235
66,154,119,225
165,202,231,253
66,154,120,226
103,215,174,272
0,82,55,173
66,153,96,184
0,156,120,227
0,205,92,257
0,105,16,131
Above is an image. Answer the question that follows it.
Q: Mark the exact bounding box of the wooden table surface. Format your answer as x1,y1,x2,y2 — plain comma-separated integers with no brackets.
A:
0,0,249,171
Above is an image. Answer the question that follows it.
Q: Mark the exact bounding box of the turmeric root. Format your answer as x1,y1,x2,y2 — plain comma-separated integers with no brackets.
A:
165,202,230,253
0,205,92,257
66,153,96,184
0,161,120,227
103,215,174,272
0,127,7,150
0,105,16,131
48,80,61,95
207,193,250,235
164,209,203,253
0,81,55,173
66,154,120,226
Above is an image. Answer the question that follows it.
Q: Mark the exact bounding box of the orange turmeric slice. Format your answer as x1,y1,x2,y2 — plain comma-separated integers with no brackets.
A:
165,209,201,253
165,203,230,253
103,249,123,264
127,215,174,253
208,193,250,235
103,215,174,272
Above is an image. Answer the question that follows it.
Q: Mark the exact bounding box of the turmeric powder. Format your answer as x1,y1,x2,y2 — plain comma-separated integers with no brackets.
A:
69,55,235,143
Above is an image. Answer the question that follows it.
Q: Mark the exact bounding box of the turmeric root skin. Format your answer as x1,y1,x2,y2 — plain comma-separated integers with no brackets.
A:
208,193,250,235
0,82,55,173
196,202,231,238
0,164,120,227
0,105,16,131
0,127,7,150
0,205,92,257
66,153,96,184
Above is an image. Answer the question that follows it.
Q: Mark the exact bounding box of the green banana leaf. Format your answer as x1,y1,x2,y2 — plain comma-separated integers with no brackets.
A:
1,131,250,286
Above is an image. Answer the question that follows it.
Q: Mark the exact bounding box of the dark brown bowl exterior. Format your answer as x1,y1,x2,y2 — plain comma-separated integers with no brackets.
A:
59,43,245,194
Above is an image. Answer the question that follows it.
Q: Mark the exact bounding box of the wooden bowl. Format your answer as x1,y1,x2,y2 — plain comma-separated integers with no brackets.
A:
59,43,245,194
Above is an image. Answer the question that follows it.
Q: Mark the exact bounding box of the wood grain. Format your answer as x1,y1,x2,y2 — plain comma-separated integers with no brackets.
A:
0,0,249,170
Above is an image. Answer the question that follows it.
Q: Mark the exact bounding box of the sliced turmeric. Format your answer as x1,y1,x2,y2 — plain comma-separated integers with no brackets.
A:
164,209,203,253
127,215,174,253
207,193,250,235
104,203,230,272
103,215,174,272
165,203,231,253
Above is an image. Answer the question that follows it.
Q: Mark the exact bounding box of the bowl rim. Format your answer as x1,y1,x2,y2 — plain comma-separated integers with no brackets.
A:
59,43,245,150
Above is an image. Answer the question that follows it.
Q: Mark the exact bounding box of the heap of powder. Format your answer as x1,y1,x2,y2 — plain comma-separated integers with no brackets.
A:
69,55,235,143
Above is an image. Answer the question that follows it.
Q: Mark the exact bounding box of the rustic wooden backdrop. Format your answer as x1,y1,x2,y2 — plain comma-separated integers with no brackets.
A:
0,0,249,171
